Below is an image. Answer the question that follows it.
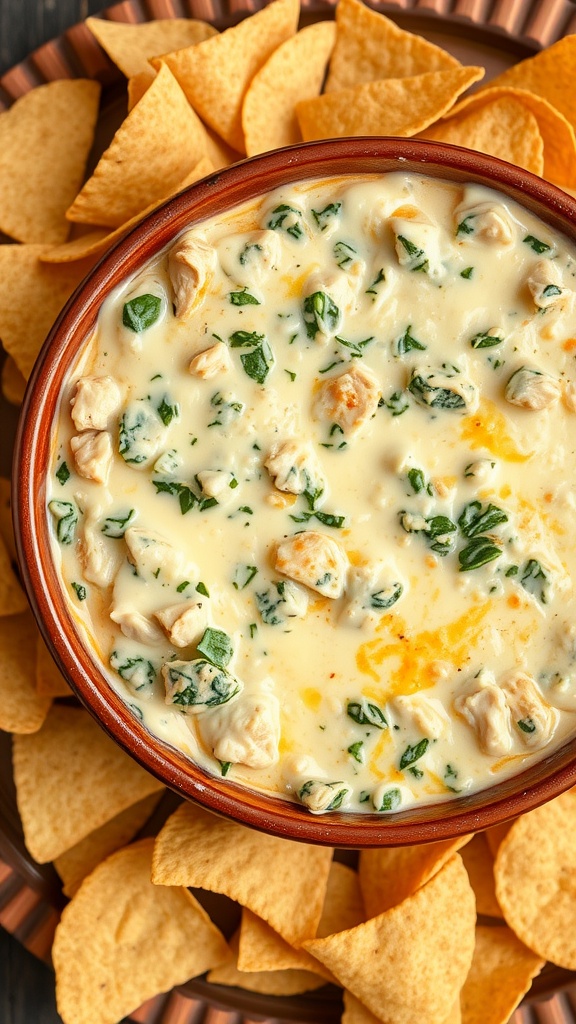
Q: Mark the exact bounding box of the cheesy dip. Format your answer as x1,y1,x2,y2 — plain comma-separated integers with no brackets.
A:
48,172,576,815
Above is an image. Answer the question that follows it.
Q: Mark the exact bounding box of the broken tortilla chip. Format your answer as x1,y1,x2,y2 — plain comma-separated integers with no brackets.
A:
13,704,165,863
420,97,544,176
359,834,472,917
459,926,544,1024
0,611,51,734
325,0,460,94
481,36,576,136
0,530,27,618
0,246,95,378
156,0,300,153
86,16,217,79
0,80,100,245
127,67,157,111
303,855,475,1024
54,792,163,897
459,833,503,919
1,355,26,405
66,64,210,228
36,635,71,698
53,838,229,1024
297,65,484,142
151,800,332,947
208,931,325,995
495,790,576,969
242,21,335,156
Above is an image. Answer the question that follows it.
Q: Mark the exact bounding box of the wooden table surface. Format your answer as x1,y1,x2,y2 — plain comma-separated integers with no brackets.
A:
0,4,112,1022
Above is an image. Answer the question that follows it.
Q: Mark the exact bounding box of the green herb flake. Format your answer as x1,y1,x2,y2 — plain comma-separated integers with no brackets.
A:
333,240,357,268
55,461,70,486
157,396,179,426
229,330,265,348
311,202,341,231
101,508,136,538
460,266,474,279
267,203,303,240
457,215,475,236
523,234,551,255
346,699,387,729
470,330,503,349
384,390,410,416
71,581,87,601
370,582,403,609
459,536,503,572
229,288,260,306
397,234,428,272
407,467,427,493
48,500,79,545
240,340,274,384
285,369,297,382
517,717,537,734
196,581,210,597
458,500,508,538
176,580,190,593
377,788,402,812
249,622,257,639
122,293,162,333
197,627,234,670
239,242,263,266
232,564,258,590
399,738,429,771
303,291,340,339
219,760,232,776
366,268,385,296
396,326,426,356
520,559,549,603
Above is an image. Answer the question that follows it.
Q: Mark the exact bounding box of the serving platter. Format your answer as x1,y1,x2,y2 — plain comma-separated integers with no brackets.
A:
3,0,576,1021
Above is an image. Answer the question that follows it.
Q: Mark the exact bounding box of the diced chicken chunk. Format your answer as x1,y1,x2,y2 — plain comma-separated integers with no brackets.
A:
391,694,450,740
70,431,113,484
109,607,164,645
455,202,514,245
163,658,242,713
189,341,232,379
314,364,381,436
275,530,348,599
264,439,325,497
70,376,122,432
198,692,281,769
168,233,217,319
527,259,564,309
454,671,512,756
119,400,167,467
80,518,120,588
340,561,404,628
256,579,309,625
155,600,208,647
218,229,281,287
297,779,351,814
196,469,235,499
302,270,356,339
500,670,559,750
409,364,479,413
124,527,189,584
505,366,560,410
391,210,445,278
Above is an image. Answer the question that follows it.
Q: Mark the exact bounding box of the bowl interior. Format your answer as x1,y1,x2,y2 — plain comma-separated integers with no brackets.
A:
14,137,576,847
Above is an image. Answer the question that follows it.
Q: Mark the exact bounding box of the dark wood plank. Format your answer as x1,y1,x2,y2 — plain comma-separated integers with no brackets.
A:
0,0,110,77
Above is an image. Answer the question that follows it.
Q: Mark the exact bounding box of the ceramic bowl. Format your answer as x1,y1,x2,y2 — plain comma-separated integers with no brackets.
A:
13,137,576,847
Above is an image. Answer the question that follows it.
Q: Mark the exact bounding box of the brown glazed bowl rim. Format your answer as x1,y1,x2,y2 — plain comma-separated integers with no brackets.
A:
13,137,576,848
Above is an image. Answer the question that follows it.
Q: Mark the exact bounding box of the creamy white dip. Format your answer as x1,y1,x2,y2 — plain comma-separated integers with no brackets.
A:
48,172,576,814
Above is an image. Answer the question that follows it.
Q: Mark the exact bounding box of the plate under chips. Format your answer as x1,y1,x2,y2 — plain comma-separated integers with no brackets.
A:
208,931,325,995
459,926,544,1024
151,801,332,947
0,80,100,245
0,611,51,734
13,705,165,863
85,16,218,78
343,991,461,1024
296,66,484,142
303,855,475,1024
358,834,471,917
155,0,300,153
53,838,229,1024
324,0,460,94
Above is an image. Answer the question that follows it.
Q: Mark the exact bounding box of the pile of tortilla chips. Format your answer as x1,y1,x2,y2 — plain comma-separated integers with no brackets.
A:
2,0,576,1021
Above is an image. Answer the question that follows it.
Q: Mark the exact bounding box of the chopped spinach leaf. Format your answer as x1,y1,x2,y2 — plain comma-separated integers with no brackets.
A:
347,741,364,763
71,581,87,601
335,334,374,357
122,293,162,333
267,203,303,240
229,288,260,306
370,582,403,609
157,396,179,426
101,509,135,539
377,788,402,812
457,215,475,236
240,339,274,384
219,761,232,776
396,326,426,355
470,330,503,349
523,234,551,254
520,559,550,603
176,580,190,593
311,202,341,230
396,234,428,272
399,738,429,771
303,291,340,339
366,268,386,296
232,564,258,590
458,501,508,538
55,461,70,486
110,650,156,692
460,266,474,279
408,370,466,410
166,659,240,709
517,717,537,734
197,627,234,670
229,330,265,348
196,581,210,597
346,699,387,729
384,390,409,416
459,536,502,572
239,242,263,265
333,240,357,268
407,467,428,494
48,500,79,545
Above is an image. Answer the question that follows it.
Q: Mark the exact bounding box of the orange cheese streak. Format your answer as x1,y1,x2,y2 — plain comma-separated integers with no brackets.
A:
460,398,533,463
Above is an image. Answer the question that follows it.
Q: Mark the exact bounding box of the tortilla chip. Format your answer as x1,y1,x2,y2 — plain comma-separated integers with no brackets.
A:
0,611,51,734
66,64,211,228
0,80,100,245
494,790,576,969
151,801,332,947
53,838,228,1024
238,861,364,981
208,931,325,995
325,0,460,94
242,21,335,156
127,67,157,111
36,635,71,698
459,833,502,919
443,87,576,188
1,355,26,405
54,792,163,897
485,821,514,858
482,36,576,135
343,991,461,1024
42,157,215,264
296,66,484,142
303,855,475,1024
156,0,300,153
0,530,27,618
13,704,165,863
420,97,544,176
359,834,472,917
86,16,217,78
460,925,544,1024
0,246,94,378
0,477,17,562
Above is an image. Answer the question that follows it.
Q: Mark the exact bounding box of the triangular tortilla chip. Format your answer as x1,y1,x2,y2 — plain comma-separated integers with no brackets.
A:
36,635,71,697
151,801,332,947
156,0,300,152
0,611,51,734
1,354,26,405
325,0,460,93
420,97,544,176
127,67,157,111
0,245,94,378
42,157,215,264
53,839,229,1024
208,931,325,995
13,704,165,862
66,64,210,228
296,66,484,141
242,21,335,155
0,80,100,244
86,16,217,78
358,835,472,918
343,992,461,1024
54,792,163,897
460,926,544,1024
303,855,475,1024
481,36,576,135
459,833,503,919
0,530,27,618
442,86,576,188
